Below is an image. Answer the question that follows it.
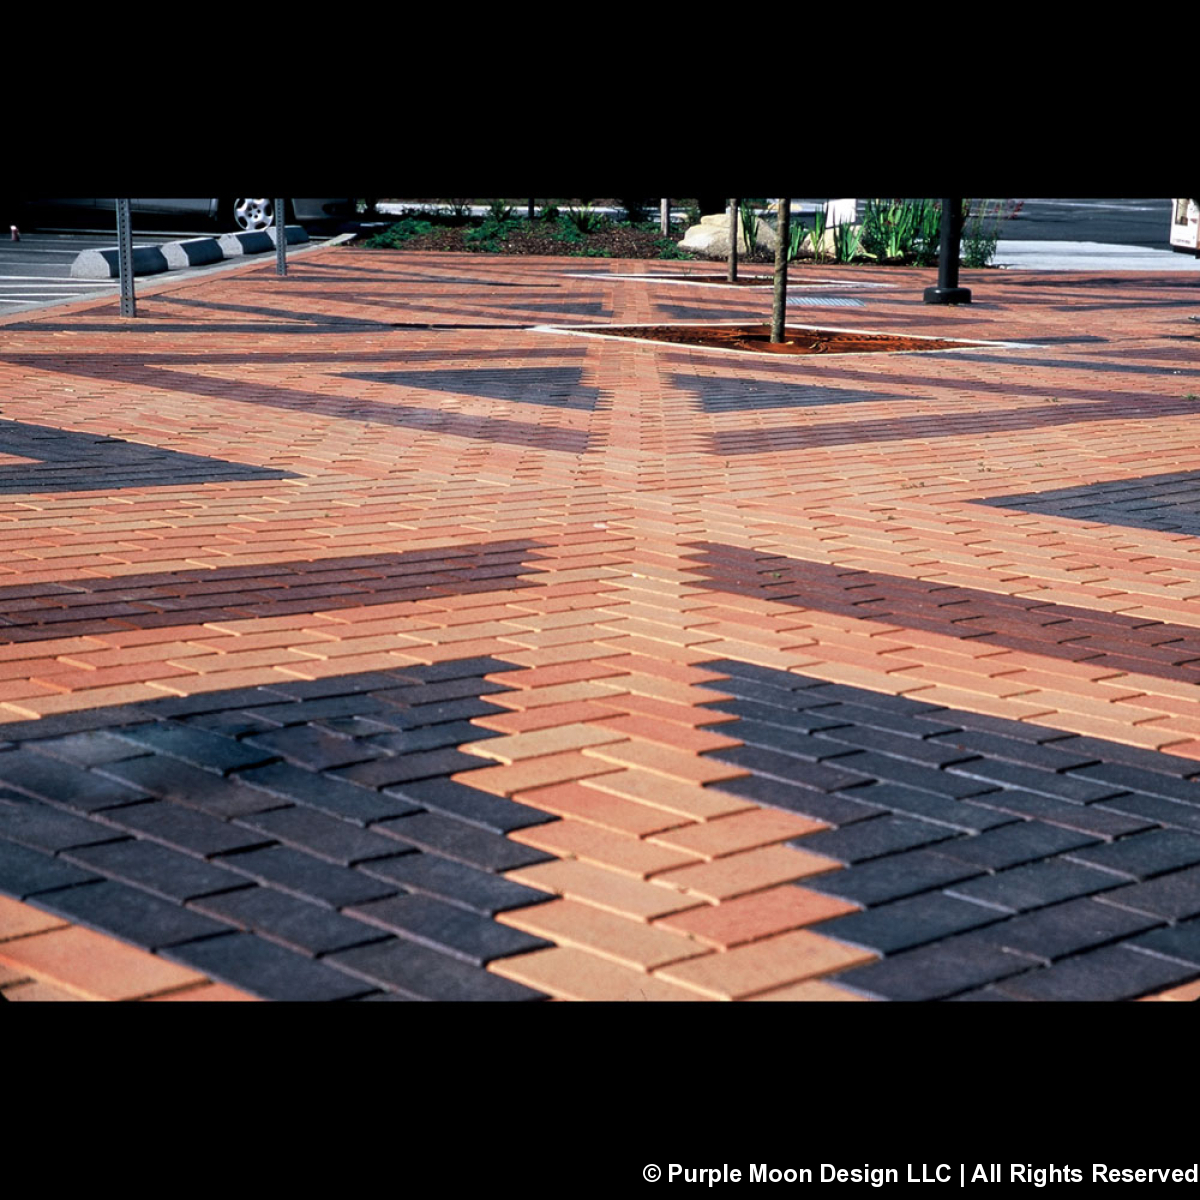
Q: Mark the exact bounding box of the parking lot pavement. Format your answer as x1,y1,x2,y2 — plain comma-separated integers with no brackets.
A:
0,227,338,316
2,247,1200,1004
0,230,129,314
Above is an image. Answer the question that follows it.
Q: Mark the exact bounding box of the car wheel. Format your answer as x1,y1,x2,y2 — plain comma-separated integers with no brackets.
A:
230,198,277,231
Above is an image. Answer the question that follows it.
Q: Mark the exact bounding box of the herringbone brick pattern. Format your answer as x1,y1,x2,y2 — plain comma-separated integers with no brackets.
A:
2,250,1199,999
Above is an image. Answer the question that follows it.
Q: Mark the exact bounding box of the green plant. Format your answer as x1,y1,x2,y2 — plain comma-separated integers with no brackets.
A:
859,198,941,264
834,219,864,263
550,216,585,244
465,215,519,250
883,200,917,260
961,199,1004,268
787,218,806,262
487,199,515,223
683,202,702,227
656,238,694,260
739,202,759,254
915,200,942,265
809,208,827,262
540,204,560,222
443,199,472,221
362,217,435,248
564,203,606,235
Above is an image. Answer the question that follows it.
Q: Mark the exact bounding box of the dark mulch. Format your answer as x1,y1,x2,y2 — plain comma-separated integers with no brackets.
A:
374,221,693,259
583,324,968,355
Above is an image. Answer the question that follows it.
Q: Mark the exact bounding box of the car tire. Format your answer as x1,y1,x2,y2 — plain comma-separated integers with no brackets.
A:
221,199,293,232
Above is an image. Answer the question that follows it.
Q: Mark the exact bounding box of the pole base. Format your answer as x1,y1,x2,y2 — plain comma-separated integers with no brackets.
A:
924,286,972,305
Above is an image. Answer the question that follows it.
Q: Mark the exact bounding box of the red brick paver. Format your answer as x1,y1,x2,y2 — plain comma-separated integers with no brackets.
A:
3,248,1200,1001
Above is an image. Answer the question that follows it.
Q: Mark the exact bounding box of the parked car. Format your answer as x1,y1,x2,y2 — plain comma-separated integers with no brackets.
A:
25,198,355,231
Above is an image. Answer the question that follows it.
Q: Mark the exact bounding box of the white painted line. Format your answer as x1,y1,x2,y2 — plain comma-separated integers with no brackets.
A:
530,321,1038,360
564,271,898,290
0,277,119,284
0,248,87,257
1023,200,1168,212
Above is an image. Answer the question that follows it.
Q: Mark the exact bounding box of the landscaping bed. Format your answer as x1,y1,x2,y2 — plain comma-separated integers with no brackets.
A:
361,209,697,260
359,200,1015,267
572,324,968,355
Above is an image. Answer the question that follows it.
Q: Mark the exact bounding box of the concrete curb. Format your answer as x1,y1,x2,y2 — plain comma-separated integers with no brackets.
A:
162,237,225,270
70,224,310,279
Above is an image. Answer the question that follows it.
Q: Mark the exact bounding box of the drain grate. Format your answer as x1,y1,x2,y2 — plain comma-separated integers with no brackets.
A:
787,296,866,308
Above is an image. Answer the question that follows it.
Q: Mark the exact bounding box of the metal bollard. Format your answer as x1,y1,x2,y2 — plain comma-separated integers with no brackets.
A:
924,197,971,305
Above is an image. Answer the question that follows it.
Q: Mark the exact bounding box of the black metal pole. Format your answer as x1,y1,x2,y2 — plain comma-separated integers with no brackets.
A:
117,198,135,318
923,197,971,305
276,198,287,277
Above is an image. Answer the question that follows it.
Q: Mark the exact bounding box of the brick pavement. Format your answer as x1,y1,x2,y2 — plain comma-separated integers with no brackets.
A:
2,249,1200,1000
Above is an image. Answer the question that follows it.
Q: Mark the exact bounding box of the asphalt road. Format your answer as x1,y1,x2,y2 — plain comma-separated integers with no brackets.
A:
995,199,1174,248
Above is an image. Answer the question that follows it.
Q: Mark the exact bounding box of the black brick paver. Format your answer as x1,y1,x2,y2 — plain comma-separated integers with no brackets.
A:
191,886,391,957
163,931,377,1001
701,664,1200,999
328,937,547,1001
64,838,252,903
345,892,551,965
36,879,232,950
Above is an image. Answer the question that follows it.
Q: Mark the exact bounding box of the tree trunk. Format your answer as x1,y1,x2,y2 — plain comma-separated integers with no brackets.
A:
771,198,790,343
528,199,536,222
728,198,738,283
661,198,669,236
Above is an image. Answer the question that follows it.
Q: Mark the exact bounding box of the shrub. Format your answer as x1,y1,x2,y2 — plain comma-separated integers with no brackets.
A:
834,220,864,263
960,199,1020,266
550,216,585,244
465,216,520,251
961,199,1003,268
914,201,942,266
563,203,607,235
860,199,940,264
362,217,435,248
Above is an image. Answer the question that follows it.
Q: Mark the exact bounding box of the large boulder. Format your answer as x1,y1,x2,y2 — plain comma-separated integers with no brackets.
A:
678,207,777,259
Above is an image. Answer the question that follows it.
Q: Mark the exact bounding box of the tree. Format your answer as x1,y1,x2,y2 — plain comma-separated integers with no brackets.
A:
771,199,790,342
728,197,738,283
